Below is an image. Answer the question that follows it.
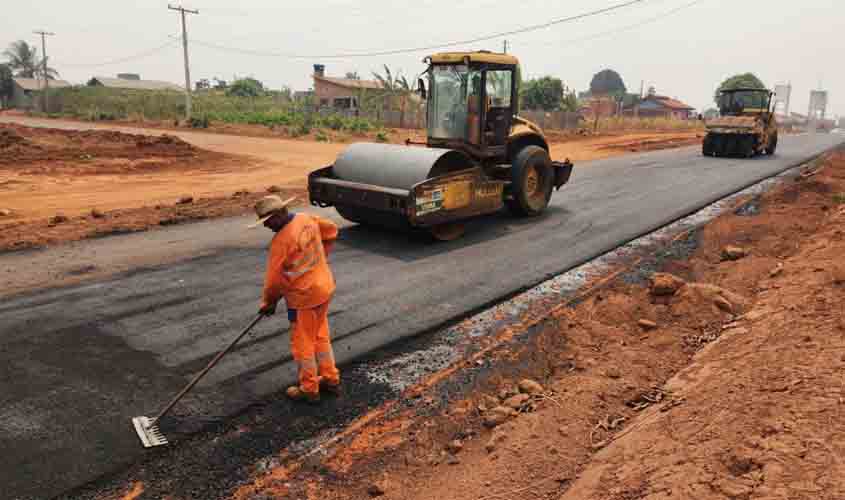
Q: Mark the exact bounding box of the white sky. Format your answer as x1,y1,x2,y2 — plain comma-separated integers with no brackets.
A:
3,0,842,118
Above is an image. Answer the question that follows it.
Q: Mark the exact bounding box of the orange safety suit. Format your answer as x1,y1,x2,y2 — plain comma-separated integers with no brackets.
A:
261,213,340,396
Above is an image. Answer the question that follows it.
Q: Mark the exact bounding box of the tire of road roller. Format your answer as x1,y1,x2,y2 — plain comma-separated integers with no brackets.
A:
506,145,554,217
765,133,778,155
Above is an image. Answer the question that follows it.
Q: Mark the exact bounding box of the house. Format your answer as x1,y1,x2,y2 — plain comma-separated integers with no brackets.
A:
10,78,72,109
88,75,182,92
312,64,383,110
635,94,695,119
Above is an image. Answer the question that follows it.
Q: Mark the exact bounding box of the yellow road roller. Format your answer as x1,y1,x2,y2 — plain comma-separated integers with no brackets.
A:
308,51,574,240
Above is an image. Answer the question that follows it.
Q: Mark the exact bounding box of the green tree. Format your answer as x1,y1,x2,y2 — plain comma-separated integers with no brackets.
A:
372,65,414,92
3,40,58,79
372,65,416,127
561,86,578,112
225,77,264,97
520,76,571,111
0,64,13,108
713,73,765,104
589,69,626,96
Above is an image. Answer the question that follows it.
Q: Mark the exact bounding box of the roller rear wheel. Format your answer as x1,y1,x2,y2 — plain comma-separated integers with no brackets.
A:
506,145,554,216
765,134,778,155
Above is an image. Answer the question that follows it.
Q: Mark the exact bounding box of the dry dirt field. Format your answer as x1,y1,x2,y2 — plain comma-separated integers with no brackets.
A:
228,149,845,500
0,119,700,252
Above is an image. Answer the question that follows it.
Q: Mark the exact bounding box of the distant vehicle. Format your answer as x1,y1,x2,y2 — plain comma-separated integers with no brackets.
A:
703,88,778,158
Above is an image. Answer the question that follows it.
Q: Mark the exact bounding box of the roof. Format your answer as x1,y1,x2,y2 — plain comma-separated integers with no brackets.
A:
313,75,383,90
13,78,72,91
655,97,694,111
90,77,183,91
641,95,693,111
429,51,519,66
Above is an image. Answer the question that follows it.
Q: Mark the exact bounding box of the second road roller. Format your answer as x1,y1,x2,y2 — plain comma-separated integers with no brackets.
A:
308,51,574,240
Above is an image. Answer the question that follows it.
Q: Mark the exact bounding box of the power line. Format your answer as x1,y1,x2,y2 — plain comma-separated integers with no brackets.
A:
190,0,650,59
61,38,179,68
521,0,708,50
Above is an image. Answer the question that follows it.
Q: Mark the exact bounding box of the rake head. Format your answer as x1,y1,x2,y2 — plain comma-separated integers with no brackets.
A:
132,416,168,448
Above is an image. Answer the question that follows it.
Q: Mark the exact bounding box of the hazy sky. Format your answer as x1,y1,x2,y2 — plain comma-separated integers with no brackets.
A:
3,0,842,118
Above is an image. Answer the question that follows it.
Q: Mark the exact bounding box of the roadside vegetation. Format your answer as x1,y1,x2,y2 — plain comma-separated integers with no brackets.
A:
44,84,383,139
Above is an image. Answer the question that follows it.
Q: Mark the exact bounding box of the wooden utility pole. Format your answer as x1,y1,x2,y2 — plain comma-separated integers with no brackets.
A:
168,4,198,121
33,30,54,112
503,40,509,54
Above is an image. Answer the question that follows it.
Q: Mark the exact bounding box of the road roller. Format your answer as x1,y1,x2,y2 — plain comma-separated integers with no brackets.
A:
703,88,778,158
308,51,574,240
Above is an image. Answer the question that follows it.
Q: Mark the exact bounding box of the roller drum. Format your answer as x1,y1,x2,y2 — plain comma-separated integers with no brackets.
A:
332,143,473,190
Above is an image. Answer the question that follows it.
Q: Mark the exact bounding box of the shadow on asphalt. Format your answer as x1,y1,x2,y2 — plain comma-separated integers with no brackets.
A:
338,205,574,263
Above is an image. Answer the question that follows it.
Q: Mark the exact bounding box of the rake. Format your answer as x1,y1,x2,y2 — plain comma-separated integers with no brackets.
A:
132,314,264,448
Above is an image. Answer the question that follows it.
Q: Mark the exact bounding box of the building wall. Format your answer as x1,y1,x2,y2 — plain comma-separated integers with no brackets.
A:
10,84,34,109
313,79,366,108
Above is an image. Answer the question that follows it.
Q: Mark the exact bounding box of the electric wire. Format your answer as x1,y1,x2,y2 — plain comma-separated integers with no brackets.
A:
189,0,649,59
518,0,707,49
61,38,179,68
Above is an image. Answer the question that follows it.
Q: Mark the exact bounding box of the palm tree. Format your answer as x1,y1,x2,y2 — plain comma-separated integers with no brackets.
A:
3,40,59,79
372,65,417,128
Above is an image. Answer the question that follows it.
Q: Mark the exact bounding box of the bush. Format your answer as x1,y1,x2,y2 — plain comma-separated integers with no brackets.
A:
189,115,209,128
226,78,264,98
323,114,345,131
375,130,389,142
290,123,311,137
344,117,373,133
315,130,329,142
85,109,117,121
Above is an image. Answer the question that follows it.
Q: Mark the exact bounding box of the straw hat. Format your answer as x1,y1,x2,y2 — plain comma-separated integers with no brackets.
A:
248,195,296,228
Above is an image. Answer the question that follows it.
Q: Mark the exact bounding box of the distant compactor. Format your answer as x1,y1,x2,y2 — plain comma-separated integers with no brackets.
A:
308,51,574,240
703,87,778,158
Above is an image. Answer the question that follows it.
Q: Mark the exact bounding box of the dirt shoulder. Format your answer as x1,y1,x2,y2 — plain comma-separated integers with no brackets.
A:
0,124,305,252
230,149,845,500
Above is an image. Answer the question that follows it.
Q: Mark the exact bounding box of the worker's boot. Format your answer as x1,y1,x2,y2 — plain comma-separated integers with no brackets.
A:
320,379,342,396
286,385,320,404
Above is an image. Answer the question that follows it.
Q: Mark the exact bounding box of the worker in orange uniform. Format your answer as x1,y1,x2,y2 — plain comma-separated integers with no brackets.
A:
250,195,341,403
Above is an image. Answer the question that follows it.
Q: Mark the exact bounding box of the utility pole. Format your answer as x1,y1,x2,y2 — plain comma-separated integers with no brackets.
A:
169,4,198,121
33,30,54,112
503,40,508,54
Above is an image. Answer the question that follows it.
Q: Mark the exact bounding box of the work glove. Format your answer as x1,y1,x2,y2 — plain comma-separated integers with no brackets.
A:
259,302,277,316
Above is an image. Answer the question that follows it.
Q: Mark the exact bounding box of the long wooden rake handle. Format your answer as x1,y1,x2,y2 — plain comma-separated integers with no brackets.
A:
154,314,265,421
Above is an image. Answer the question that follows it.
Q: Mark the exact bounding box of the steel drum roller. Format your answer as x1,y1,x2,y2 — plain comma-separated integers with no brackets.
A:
332,143,473,190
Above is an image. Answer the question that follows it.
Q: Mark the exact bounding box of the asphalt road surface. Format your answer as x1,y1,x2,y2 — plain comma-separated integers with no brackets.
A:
1,132,842,499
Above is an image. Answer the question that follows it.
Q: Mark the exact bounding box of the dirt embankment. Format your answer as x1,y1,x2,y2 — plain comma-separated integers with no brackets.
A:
233,150,845,500
0,124,303,252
